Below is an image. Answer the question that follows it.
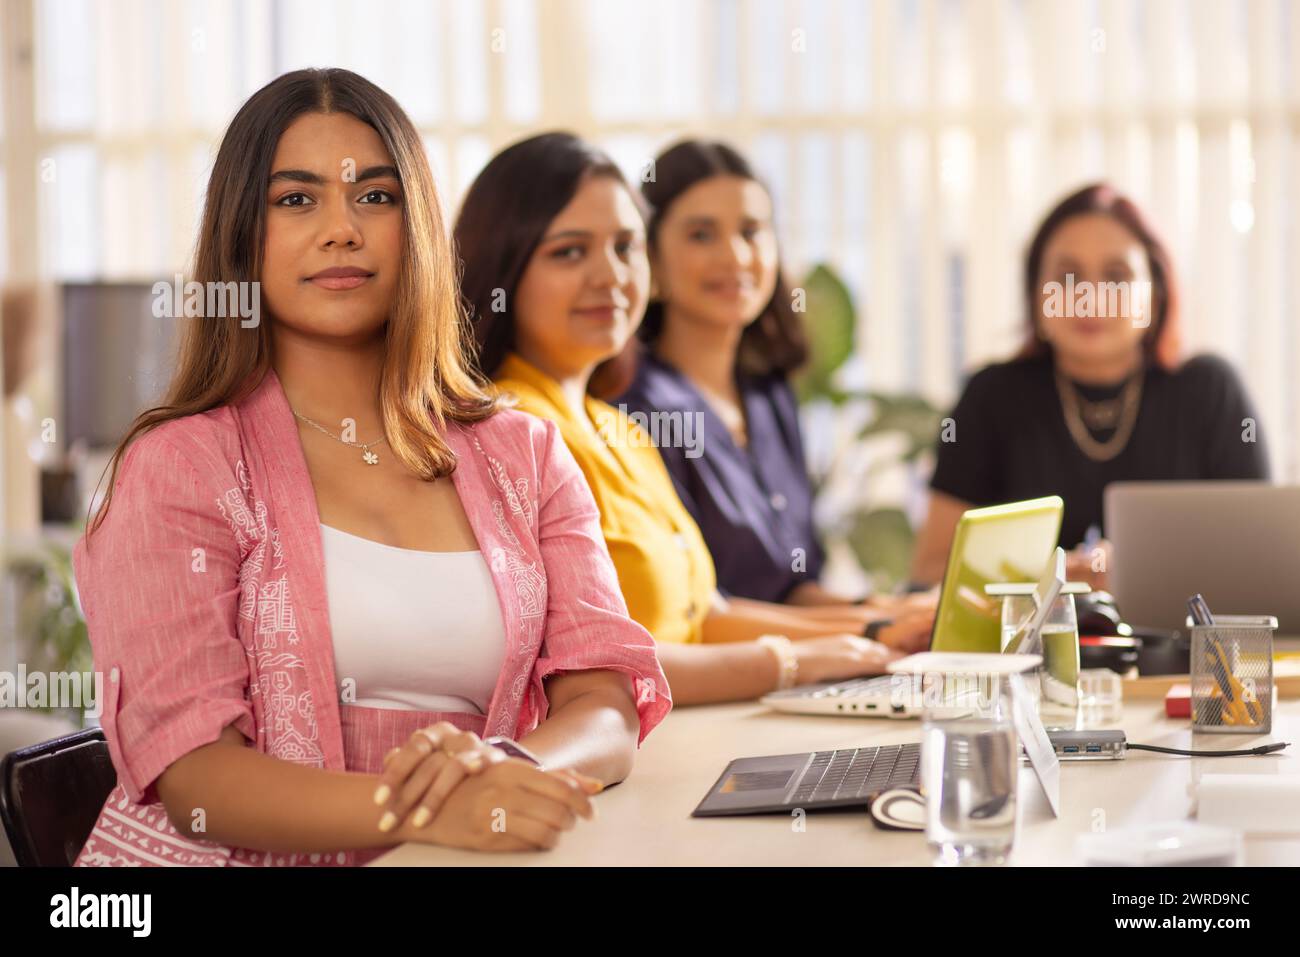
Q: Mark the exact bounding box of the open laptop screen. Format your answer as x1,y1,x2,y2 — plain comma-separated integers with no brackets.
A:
930,496,1063,653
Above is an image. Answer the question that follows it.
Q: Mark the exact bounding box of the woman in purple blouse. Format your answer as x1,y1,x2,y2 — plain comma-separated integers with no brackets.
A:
613,140,860,607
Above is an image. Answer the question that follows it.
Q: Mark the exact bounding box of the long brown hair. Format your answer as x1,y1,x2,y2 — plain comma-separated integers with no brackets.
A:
89,68,499,535
1018,182,1182,370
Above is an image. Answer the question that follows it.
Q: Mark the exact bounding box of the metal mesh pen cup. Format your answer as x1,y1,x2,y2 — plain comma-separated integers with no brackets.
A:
1189,616,1276,734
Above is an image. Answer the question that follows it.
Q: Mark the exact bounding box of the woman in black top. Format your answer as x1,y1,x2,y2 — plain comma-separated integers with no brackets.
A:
910,183,1269,588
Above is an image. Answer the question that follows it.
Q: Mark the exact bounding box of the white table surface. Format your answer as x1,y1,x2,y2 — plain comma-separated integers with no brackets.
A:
371,698,1300,866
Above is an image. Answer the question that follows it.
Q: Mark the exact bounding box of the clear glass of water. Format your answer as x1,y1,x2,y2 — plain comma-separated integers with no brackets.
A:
999,595,1042,715
1078,668,1123,727
1039,594,1081,721
1000,593,1080,723
922,672,1018,866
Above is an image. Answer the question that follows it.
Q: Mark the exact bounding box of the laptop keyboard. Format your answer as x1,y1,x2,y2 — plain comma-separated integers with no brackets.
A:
811,675,894,697
786,743,921,805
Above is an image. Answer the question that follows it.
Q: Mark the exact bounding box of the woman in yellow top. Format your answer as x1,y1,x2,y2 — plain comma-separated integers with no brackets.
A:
454,133,932,704
495,350,713,646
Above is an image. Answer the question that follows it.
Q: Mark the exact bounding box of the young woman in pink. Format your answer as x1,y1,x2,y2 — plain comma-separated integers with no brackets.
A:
72,68,669,867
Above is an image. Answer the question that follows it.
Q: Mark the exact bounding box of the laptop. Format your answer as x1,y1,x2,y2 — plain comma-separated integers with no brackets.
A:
693,659,1061,818
694,558,1067,818
762,496,1064,718
693,548,1070,819
1106,482,1300,633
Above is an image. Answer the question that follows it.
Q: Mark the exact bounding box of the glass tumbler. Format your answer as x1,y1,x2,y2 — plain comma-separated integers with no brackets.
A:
921,671,1018,866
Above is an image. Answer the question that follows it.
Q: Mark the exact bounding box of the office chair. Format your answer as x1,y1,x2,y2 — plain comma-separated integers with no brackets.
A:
0,727,116,867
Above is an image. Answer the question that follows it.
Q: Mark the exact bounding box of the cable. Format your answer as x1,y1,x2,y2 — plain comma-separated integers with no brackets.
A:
1128,741,1290,757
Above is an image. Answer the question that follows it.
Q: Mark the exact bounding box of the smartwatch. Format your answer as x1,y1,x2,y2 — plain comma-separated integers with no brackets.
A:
863,618,894,641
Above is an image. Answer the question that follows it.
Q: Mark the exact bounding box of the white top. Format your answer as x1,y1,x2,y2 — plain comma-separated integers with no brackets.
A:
320,523,507,714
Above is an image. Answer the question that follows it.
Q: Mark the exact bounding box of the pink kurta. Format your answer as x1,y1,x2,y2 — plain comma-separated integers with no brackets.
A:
72,368,671,866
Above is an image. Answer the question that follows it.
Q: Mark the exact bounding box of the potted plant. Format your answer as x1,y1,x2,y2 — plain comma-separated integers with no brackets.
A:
794,264,943,592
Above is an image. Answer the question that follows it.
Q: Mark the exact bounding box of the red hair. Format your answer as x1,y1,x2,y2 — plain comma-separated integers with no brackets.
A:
1018,182,1182,370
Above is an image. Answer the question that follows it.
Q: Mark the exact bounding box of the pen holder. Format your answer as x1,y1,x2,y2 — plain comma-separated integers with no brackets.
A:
1188,616,1275,734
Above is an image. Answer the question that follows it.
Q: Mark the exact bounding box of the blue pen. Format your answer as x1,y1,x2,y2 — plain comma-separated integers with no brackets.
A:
1187,593,1215,627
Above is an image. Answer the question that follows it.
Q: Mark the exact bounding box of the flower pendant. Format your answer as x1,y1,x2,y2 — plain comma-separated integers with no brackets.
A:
363,450,379,465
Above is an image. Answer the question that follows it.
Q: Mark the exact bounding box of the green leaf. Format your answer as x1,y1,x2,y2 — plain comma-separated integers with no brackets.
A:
793,264,856,404
3,538,93,716
856,391,945,461
846,507,916,591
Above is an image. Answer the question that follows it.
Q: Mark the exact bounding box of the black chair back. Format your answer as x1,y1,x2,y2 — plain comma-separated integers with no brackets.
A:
1,727,116,867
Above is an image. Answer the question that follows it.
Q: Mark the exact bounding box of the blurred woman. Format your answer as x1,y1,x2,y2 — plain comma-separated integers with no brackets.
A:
613,139,854,607
72,70,669,866
455,133,933,706
911,183,1269,588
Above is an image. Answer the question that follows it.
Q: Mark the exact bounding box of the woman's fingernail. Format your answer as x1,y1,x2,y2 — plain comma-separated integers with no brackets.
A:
412,807,432,828
373,785,391,805
466,754,483,772
378,811,397,832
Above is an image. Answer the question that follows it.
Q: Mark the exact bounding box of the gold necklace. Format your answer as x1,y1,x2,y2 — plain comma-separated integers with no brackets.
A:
292,410,388,465
1055,369,1143,463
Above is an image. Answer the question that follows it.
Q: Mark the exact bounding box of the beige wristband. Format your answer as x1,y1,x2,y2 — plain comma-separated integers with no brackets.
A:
757,634,798,690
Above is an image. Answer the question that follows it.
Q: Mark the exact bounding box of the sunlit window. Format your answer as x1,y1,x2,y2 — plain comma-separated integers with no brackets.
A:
9,0,1299,478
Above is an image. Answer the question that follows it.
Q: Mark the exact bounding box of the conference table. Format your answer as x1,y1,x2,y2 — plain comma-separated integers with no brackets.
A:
371,696,1300,866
